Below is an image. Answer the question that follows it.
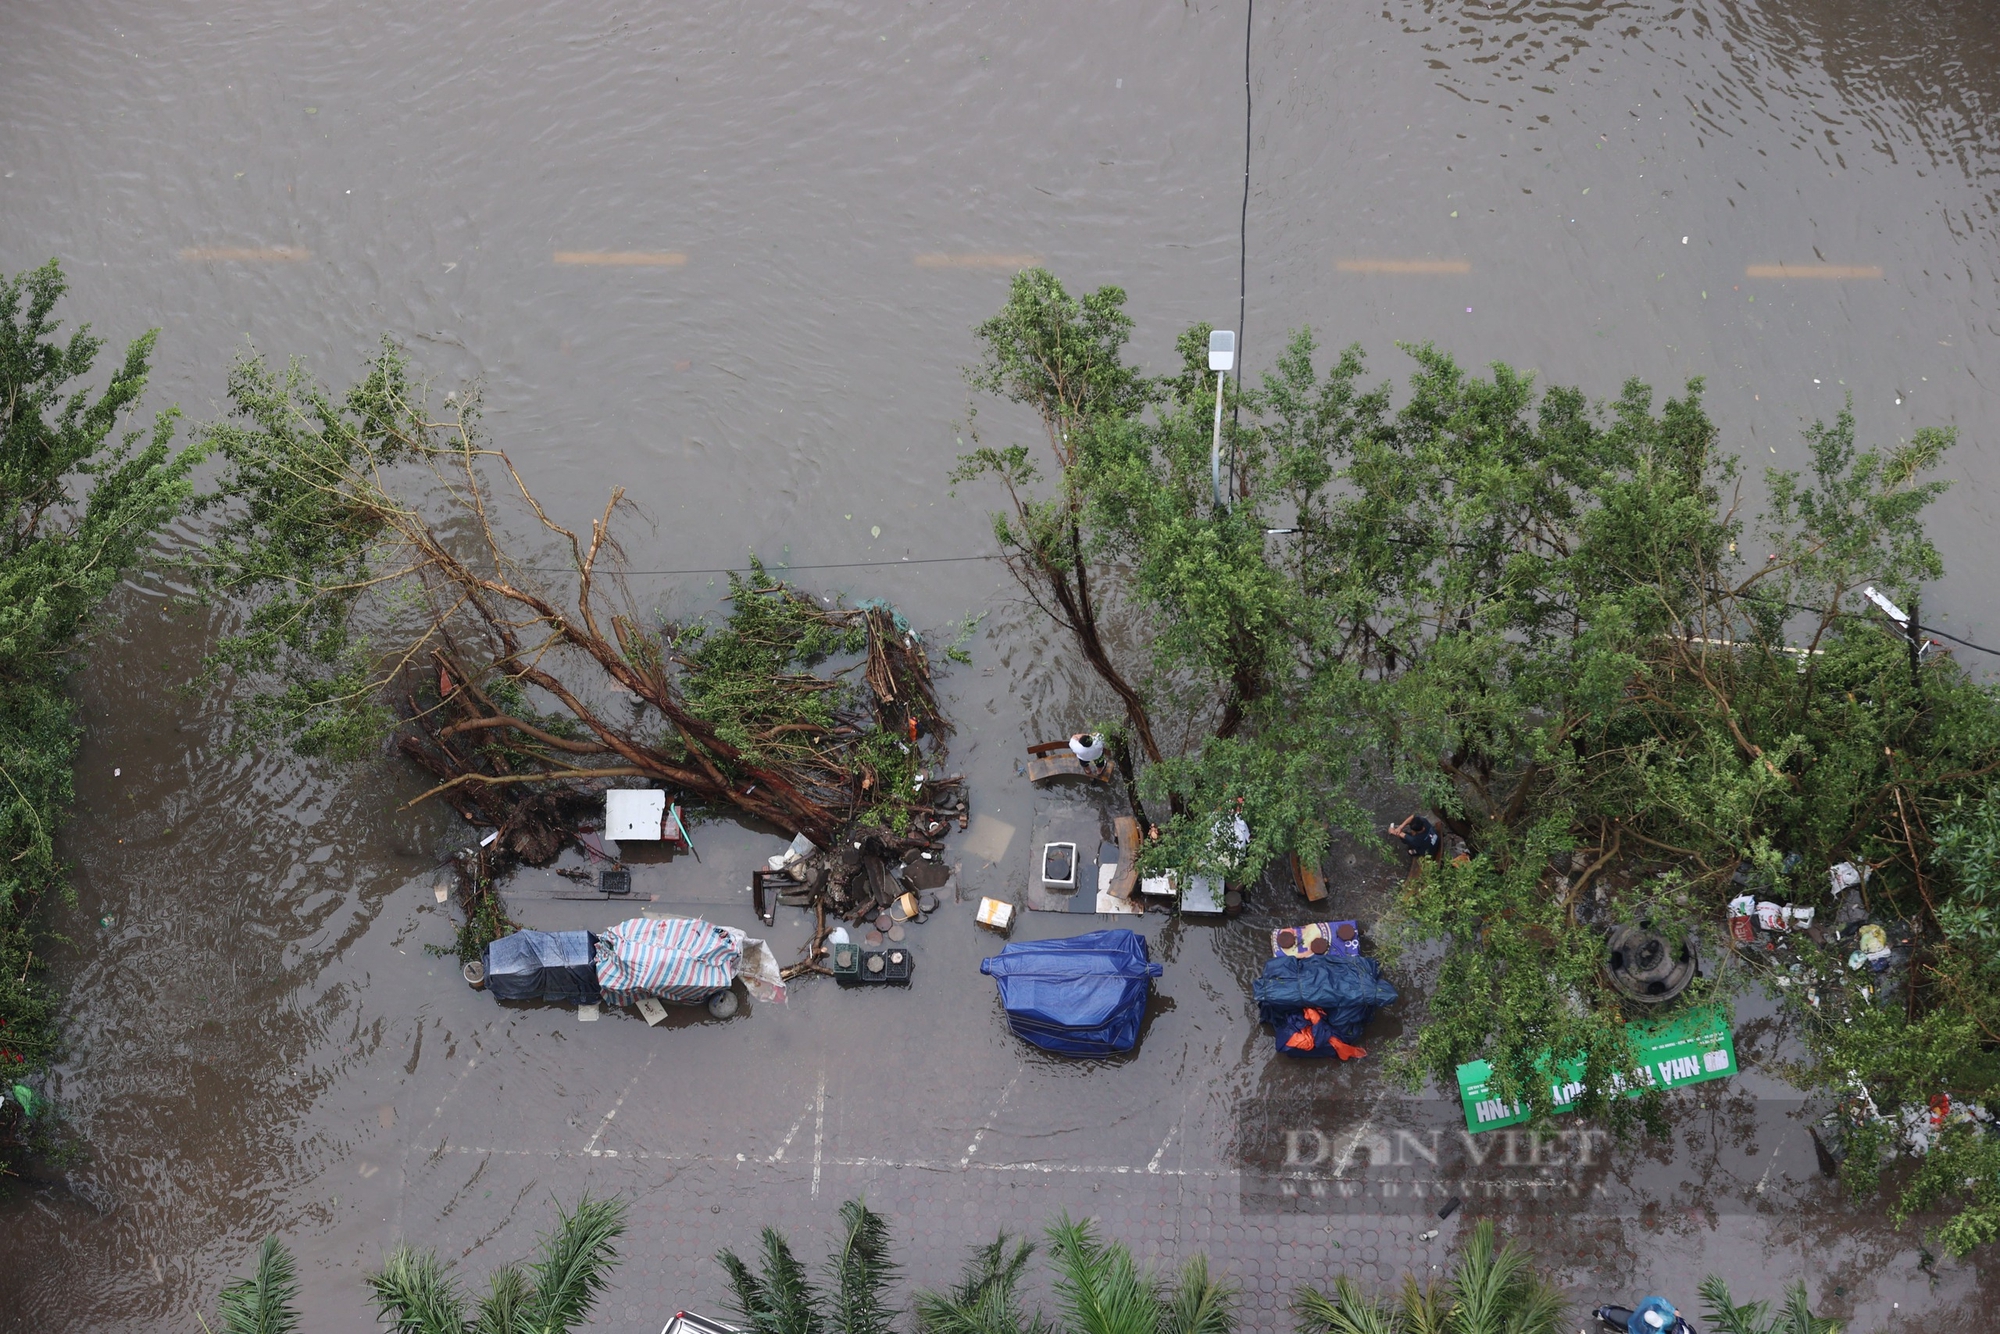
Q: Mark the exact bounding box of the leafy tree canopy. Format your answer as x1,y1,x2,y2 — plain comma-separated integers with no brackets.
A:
959,271,2000,1239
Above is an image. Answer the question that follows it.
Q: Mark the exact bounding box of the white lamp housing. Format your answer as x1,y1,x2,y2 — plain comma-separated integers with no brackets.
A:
1208,329,1236,373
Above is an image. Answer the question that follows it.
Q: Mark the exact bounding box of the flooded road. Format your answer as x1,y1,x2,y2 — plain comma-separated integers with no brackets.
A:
3,0,1999,1328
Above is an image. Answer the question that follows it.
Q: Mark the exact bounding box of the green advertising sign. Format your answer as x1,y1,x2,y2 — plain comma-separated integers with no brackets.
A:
1454,1004,1737,1132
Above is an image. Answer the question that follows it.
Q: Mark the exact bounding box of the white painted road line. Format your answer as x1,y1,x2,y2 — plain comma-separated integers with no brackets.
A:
1744,263,1882,280
1336,259,1471,275
178,246,311,261
433,1141,1229,1178
553,251,687,266
914,253,1040,269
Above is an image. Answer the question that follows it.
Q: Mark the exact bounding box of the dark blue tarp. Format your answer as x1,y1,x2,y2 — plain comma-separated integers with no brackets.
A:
1253,954,1397,1042
979,929,1164,1056
484,929,602,1005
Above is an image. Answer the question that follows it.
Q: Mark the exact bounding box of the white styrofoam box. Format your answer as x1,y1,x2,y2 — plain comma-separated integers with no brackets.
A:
605,788,667,840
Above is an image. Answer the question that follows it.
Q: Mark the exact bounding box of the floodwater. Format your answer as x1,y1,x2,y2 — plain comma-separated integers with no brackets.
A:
3,0,1999,1328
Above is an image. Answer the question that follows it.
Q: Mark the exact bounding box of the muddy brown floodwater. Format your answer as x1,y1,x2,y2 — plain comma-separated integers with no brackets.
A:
4,1,2000,1329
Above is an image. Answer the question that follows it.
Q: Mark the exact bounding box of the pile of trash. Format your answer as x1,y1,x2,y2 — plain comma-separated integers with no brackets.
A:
1726,857,1921,1009
755,783,970,976
479,916,785,1019
1813,1083,1996,1176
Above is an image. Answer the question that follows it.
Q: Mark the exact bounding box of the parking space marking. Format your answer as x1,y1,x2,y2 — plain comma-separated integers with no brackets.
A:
914,253,1040,269
436,1141,1229,1179
1147,1122,1179,1174
811,1070,826,1198
959,1065,1025,1168
178,246,311,261
1336,259,1470,274
1744,263,1881,280
553,251,687,266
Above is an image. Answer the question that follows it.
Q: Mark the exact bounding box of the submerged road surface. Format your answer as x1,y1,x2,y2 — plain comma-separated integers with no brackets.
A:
3,1,1999,1328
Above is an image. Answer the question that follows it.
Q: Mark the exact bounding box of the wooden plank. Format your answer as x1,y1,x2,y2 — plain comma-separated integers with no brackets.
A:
1026,739,1072,756
1291,851,1328,903
1111,817,1141,898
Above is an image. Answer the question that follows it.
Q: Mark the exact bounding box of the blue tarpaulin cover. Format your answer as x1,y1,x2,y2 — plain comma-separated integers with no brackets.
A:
979,928,1164,1056
484,929,602,1005
1253,954,1398,1042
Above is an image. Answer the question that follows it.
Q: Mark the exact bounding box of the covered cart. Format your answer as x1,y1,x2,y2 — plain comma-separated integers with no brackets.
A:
1252,954,1398,1059
481,916,785,1018
483,929,603,1005
979,928,1163,1056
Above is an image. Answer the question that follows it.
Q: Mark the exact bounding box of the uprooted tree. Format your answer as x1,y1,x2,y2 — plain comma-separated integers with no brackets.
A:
957,269,2000,1249
189,340,951,959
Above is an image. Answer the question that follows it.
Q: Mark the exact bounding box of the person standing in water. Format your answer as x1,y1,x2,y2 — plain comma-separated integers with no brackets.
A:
1069,731,1107,774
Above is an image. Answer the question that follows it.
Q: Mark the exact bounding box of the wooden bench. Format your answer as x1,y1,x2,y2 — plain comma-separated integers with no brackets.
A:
1026,740,1113,784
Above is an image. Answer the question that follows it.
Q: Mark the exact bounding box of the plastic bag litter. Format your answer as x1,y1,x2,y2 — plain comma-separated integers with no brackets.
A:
739,936,787,1005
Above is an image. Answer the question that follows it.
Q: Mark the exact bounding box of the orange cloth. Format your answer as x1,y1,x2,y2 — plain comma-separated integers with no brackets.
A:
1285,1027,1317,1051
1329,1036,1367,1060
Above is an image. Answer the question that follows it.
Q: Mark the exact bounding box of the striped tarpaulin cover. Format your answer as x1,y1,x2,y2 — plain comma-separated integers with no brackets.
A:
595,916,742,1005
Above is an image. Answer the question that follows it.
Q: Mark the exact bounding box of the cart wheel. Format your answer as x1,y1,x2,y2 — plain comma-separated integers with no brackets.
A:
705,989,740,1019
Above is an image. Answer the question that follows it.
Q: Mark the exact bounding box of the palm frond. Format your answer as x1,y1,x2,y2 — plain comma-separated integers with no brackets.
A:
1395,1275,1450,1334
469,1265,529,1334
521,1192,627,1332
719,1226,823,1334
1043,1215,1158,1334
1292,1275,1396,1334
1160,1253,1236,1334
1441,1220,1563,1334
1698,1275,1772,1334
366,1246,470,1334
913,1234,1045,1334
1778,1282,1840,1334
827,1198,900,1334
214,1237,301,1334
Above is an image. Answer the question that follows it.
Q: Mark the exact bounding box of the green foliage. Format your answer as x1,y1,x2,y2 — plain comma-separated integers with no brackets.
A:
1893,1122,2000,1258
365,1193,626,1334
944,612,985,667
959,272,2000,1184
212,1237,301,1334
1696,1275,1840,1334
189,339,423,757
0,261,200,1131
1293,1220,1556,1334
1932,787,2000,950
1042,1214,1236,1334
826,1197,901,1334
675,562,866,768
913,1235,1048,1334
719,1197,899,1334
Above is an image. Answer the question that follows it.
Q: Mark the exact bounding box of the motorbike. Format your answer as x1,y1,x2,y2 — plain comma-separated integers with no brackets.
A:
1594,1304,1697,1334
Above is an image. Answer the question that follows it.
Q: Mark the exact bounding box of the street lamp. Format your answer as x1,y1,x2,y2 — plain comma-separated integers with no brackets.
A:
1208,330,1235,508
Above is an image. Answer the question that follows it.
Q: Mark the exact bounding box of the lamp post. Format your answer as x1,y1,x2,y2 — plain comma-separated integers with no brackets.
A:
1208,329,1235,509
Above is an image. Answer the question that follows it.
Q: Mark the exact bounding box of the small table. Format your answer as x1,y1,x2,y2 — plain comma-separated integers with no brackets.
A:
1272,920,1360,958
